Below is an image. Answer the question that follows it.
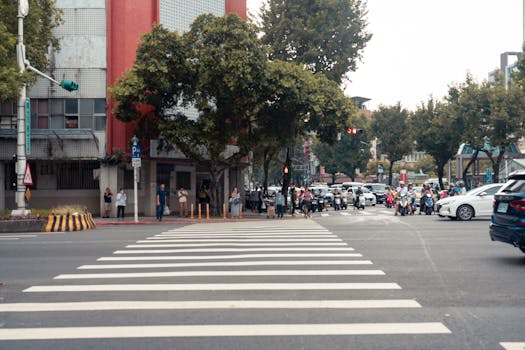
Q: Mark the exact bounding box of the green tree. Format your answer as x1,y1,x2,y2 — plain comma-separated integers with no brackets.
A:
371,104,413,185
313,128,371,183
259,0,372,84
411,99,462,189
111,15,267,215
0,0,62,103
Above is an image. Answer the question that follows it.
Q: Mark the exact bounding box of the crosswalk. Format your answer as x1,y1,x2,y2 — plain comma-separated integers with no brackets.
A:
0,220,453,344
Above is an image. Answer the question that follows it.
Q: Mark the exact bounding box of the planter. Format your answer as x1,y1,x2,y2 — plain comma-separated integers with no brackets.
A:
0,219,47,233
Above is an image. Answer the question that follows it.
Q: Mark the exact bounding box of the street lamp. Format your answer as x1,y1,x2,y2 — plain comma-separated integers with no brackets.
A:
12,0,78,216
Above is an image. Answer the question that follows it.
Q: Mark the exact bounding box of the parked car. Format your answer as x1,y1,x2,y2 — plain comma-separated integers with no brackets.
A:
490,170,525,254
435,183,503,221
364,183,388,204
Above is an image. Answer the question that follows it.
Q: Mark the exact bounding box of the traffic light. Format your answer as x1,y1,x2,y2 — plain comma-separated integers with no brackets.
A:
60,80,78,92
347,128,363,135
283,166,289,174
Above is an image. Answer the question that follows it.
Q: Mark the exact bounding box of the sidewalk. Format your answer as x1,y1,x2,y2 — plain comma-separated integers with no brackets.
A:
95,211,298,226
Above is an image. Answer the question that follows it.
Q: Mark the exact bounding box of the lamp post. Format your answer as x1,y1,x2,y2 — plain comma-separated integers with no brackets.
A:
131,135,140,223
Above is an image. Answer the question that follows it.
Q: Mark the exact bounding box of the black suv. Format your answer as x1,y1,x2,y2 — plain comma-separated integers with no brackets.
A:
364,183,388,204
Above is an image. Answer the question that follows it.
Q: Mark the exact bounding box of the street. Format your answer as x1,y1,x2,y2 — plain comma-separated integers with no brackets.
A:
0,206,524,350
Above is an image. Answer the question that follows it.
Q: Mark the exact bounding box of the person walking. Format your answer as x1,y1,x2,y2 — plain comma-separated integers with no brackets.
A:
290,184,297,216
230,187,241,219
116,188,126,220
103,187,113,218
177,186,188,217
250,188,259,213
276,190,285,219
156,183,169,221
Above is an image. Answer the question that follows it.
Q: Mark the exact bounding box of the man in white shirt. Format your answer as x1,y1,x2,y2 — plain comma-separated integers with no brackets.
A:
177,186,188,217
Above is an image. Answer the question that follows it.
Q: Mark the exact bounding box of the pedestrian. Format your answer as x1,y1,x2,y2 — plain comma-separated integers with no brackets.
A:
230,187,241,219
290,184,297,216
177,186,188,217
116,188,126,220
156,183,169,221
250,188,259,213
103,187,112,218
276,190,284,219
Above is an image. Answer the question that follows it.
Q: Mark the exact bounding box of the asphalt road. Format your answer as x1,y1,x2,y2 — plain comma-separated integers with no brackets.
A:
0,206,523,350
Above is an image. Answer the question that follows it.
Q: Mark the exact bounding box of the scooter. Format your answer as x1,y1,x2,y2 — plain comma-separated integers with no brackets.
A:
334,194,341,211
341,197,348,210
398,194,409,216
423,193,434,215
353,194,365,210
317,197,325,212
311,197,318,213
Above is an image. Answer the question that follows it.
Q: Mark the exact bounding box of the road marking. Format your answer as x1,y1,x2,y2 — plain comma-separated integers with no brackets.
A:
0,299,421,312
0,235,37,238
380,210,393,215
0,322,450,340
321,213,330,217
125,242,348,248
145,237,340,241
340,212,350,216
500,343,525,350
79,260,374,269
24,283,402,292
158,232,334,236
98,253,363,261
54,269,385,279
0,238,20,240
113,247,356,254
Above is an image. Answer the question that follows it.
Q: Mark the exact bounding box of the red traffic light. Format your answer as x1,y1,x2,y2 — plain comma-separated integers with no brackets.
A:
283,166,289,174
347,128,363,135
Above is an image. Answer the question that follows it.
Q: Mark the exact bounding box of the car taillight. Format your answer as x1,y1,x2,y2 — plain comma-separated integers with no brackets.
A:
509,199,525,211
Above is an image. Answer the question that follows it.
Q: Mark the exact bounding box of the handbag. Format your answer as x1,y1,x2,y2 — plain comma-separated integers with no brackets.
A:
163,205,170,215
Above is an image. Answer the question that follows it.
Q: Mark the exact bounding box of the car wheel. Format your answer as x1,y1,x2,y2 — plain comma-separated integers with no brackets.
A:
456,205,474,221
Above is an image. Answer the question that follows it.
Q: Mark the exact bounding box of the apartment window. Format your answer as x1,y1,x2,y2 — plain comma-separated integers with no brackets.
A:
31,99,49,129
65,99,78,129
0,102,16,129
50,99,64,129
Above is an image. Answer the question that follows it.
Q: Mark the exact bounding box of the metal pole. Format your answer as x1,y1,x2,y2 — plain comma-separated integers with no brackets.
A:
133,166,138,223
15,6,27,213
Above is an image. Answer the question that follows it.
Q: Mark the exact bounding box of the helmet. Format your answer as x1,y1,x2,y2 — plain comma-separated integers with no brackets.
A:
399,181,405,185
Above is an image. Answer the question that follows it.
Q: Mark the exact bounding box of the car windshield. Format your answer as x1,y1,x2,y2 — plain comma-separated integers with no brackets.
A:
467,185,501,196
369,184,386,191
500,178,525,193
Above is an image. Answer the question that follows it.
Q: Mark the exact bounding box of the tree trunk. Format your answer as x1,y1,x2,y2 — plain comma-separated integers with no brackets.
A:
209,165,226,217
436,160,445,190
281,147,291,207
263,155,270,195
462,149,479,183
492,147,506,183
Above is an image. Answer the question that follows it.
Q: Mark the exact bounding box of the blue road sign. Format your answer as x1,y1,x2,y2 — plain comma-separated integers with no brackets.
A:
132,144,141,158
486,168,492,184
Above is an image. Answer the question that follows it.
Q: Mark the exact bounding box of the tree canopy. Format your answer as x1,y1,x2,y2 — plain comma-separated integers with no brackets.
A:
0,0,62,103
259,0,372,84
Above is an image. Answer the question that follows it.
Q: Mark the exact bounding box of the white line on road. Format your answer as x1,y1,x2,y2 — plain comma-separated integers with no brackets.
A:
113,247,356,254
159,232,334,236
79,260,374,269
0,238,19,240
321,213,330,217
125,242,348,248
500,343,525,350
24,283,402,292
0,322,450,340
0,235,37,238
54,269,385,279
98,253,363,261
0,299,421,312
144,238,341,242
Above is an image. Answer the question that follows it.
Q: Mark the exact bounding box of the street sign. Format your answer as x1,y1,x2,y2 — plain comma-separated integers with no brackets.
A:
25,98,30,155
23,163,33,186
132,144,141,159
132,158,141,168
378,164,384,174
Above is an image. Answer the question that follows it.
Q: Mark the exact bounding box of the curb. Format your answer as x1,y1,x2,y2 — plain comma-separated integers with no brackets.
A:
45,213,96,232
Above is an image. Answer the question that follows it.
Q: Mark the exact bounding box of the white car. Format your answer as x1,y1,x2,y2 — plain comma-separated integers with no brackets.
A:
435,183,503,221
347,187,377,206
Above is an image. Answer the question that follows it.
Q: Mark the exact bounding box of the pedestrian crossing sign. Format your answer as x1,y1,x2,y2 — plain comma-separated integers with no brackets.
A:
23,163,33,186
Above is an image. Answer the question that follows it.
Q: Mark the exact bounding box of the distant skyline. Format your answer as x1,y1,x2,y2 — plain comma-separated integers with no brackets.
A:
246,0,524,110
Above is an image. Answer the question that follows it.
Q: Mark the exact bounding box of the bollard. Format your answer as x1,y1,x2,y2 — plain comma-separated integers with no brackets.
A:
45,215,54,232
206,203,210,220
223,203,227,220
239,203,243,219
198,204,202,220
190,204,194,220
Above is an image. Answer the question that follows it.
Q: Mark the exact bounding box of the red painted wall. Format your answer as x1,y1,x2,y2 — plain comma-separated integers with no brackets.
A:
106,0,159,156
226,0,247,19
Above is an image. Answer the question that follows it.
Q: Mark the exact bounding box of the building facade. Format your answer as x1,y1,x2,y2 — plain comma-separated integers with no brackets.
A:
0,0,247,215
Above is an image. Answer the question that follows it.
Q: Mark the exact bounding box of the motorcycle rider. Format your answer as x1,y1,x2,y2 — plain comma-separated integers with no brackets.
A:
354,186,364,209
395,181,410,215
407,183,416,215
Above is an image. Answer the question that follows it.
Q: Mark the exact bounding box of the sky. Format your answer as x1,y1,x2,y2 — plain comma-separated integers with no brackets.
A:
246,0,524,110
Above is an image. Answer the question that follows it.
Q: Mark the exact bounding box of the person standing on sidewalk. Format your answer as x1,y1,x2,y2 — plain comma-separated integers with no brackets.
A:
156,183,169,221
103,187,113,218
116,188,126,220
230,187,241,219
276,190,284,219
177,186,188,217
